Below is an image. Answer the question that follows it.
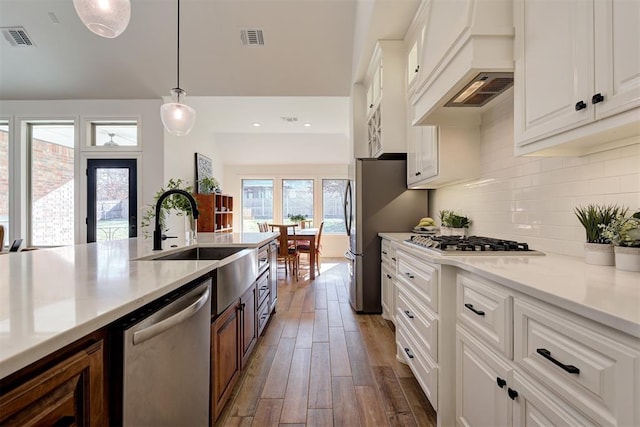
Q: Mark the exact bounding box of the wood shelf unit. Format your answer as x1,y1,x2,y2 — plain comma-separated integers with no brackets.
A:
194,194,233,233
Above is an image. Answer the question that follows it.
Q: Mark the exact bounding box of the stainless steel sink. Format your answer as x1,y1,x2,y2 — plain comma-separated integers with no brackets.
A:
150,246,246,261
141,246,258,315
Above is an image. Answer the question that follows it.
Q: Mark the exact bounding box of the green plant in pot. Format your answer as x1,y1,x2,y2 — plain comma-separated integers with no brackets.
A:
197,176,220,195
140,178,196,238
574,204,627,265
287,214,307,224
599,211,640,271
439,210,471,236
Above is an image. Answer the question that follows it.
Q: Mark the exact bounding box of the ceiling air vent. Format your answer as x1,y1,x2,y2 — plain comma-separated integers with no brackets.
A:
240,29,264,46
2,26,35,47
445,72,513,107
281,116,298,123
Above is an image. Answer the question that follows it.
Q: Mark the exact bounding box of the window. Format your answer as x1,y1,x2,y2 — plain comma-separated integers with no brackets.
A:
282,179,313,224
242,179,273,232
323,179,347,234
0,121,8,248
29,123,75,246
89,121,138,147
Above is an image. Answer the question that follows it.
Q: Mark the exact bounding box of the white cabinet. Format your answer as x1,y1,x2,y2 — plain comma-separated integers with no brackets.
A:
514,0,640,156
380,237,398,323
455,270,640,426
364,41,406,157
406,122,481,189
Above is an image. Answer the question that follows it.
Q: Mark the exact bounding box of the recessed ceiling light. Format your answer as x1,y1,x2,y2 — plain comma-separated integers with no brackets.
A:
303,123,312,127
252,122,261,127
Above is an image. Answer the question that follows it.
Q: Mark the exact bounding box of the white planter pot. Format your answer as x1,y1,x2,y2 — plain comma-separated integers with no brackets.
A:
440,226,451,236
614,246,640,272
584,243,615,266
451,228,466,237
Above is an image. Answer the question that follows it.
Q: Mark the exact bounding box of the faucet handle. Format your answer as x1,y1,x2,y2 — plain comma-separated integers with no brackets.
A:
161,234,178,240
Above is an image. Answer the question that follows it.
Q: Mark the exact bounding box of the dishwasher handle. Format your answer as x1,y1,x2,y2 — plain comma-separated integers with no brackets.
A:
133,286,210,345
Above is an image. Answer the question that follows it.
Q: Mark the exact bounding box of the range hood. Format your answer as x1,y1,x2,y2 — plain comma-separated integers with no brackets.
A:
411,0,514,126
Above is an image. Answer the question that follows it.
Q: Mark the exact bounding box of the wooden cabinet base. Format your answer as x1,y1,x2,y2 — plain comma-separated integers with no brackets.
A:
0,339,105,426
211,303,240,423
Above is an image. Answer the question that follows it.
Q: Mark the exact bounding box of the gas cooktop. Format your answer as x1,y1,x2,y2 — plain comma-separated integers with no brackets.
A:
405,235,545,256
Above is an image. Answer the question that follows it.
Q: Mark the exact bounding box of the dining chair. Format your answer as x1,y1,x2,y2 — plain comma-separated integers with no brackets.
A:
0,225,4,252
257,222,268,232
297,221,323,276
270,224,299,280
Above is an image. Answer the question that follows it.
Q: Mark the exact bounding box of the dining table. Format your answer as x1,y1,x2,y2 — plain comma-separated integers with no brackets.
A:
268,224,319,280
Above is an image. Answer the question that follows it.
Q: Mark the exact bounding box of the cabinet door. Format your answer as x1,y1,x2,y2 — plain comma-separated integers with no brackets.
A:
417,126,438,180
514,0,594,146
407,39,419,90
593,0,640,120
212,303,240,420
456,327,512,427
381,263,395,322
0,340,104,426
240,285,257,366
406,114,422,185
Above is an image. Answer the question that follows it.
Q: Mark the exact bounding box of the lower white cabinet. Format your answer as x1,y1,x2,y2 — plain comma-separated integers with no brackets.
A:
380,238,398,323
456,270,640,427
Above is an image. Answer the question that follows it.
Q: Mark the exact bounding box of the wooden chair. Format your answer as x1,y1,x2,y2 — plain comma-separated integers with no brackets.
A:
0,225,4,252
257,222,269,232
270,224,299,280
297,221,323,276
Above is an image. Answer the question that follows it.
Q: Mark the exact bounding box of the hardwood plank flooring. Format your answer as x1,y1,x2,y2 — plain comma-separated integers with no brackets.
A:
216,259,436,426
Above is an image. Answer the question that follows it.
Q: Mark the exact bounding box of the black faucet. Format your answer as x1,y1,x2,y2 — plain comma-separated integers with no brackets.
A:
153,189,200,250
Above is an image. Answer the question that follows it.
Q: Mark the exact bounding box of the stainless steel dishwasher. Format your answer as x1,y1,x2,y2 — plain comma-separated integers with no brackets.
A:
113,278,212,426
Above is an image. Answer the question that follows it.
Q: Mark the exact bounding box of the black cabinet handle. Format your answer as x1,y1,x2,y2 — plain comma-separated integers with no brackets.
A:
405,272,415,279
404,347,414,359
260,286,268,291
496,377,506,388
415,65,420,73
507,388,518,400
464,303,485,316
415,171,421,176
536,348,580,374
391,257,396,261
382,250,388,255
592,93,604,104
404,310,414,319
386,274,392,279
369,103,374,108
575,100,587,111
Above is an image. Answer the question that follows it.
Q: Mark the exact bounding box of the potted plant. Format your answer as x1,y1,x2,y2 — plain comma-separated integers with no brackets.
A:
439,210,471,236
197,176,220,195
140,178,196,239
600,211,640,271
574,204,627,265
287,213,307,225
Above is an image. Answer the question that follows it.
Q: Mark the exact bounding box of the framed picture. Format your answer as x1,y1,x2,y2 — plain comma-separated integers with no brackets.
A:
195,153,213,193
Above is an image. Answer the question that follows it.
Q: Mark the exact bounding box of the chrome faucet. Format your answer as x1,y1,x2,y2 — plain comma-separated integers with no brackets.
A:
153,189,200,250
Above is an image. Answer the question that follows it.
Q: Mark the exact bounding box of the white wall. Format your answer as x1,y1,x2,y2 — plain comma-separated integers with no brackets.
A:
429,95,640,257
224,163,349,257
0,99,164,243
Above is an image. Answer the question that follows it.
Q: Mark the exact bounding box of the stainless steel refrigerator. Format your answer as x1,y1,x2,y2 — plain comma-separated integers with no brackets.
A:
344,156,428,313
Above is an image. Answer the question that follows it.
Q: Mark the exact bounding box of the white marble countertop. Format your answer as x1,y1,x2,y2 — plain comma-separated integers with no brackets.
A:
0,232,278,379
379,233,640,339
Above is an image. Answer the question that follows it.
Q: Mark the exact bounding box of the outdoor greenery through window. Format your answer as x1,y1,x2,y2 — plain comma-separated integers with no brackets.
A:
242,179,273,232
29,123,75,246
323,179,348,234
283,179,313,224
0,122,8,248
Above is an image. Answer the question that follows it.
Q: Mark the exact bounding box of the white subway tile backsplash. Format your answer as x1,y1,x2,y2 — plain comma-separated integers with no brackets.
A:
430,96,640,258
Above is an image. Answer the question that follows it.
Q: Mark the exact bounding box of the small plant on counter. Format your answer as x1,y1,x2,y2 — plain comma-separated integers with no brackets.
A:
140,178,195,238
600,211,640,247
196,176,220,195
439,210,471,228
287,214,307,223
574,204,627,243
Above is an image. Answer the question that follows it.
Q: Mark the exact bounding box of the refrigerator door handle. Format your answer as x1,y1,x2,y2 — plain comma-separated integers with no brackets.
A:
343,181,352,236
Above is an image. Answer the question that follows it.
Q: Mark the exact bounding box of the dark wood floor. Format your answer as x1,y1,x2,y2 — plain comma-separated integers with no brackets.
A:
215,258,437,426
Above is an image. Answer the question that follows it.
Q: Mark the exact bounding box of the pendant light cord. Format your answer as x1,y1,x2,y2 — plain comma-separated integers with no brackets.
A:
176,0,181,89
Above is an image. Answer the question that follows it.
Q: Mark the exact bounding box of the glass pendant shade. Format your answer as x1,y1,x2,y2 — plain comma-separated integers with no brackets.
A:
161,88,196,136
73,0,131,38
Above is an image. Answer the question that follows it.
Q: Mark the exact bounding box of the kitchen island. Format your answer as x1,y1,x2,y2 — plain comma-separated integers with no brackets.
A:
0,232,277,379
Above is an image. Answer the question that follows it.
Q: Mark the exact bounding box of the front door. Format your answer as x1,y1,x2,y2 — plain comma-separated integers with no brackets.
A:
87,159,137,243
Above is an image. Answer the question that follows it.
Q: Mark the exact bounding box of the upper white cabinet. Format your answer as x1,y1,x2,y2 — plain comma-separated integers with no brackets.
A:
514,0,640,156
365,41,407,157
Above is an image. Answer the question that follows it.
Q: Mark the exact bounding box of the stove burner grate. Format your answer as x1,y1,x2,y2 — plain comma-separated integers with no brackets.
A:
408,235,532,252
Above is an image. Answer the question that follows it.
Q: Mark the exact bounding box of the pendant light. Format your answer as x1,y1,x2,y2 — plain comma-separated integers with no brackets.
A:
73,0,131,39
160,0,196,136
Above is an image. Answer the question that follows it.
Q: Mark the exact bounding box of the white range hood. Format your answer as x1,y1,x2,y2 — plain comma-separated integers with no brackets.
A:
411,0,515,126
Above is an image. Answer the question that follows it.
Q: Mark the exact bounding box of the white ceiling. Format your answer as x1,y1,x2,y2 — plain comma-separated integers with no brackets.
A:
0,0,420,163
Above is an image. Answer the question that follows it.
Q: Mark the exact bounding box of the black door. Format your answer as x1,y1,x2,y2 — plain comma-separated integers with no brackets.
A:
87,159,137,243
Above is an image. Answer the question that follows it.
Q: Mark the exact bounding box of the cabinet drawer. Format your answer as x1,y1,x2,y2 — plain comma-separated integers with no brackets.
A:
396,287,438,361
397,324,438,408
457,272,513,358
396,253,438,313
257,299,270,336
381,239,396,267
514,297,640,426
256,271,270,307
